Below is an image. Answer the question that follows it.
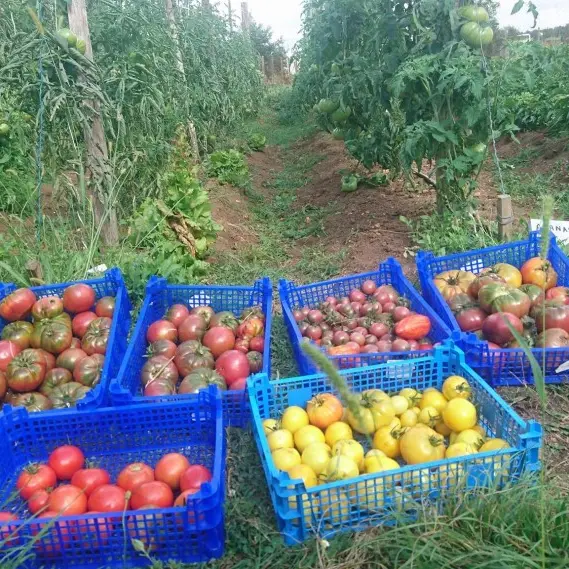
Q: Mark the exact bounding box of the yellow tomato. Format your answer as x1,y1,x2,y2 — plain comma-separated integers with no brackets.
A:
442,376,471,400
289,493,319,527
272,448,301,471
400,426,446,465
418,406,440,428
449,432,459,445
294,425,325,453
363,454,400,475
479,438,510,452
442,399,477,432
324,455,359,481
281,406,309,434
390,395,409,416
345,394,395,435
445,442,476,459
386,417,402,430
419,389,448,413
363,388,390,402
288,464,318,488
372,426,404,459
319,491,351,525
332,439,365,472
400,410,418,428
365,449,386,459
324,421,353,447
411,406,421,415
301,443,332,476
434,420,452,437
491,263,522,288
455,429,485,450
399,387,422,407
472,424,486,437
263,418,280,435
267,429,294,451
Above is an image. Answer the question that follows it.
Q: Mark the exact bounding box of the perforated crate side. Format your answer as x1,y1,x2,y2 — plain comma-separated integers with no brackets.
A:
110,276,272,428
417,232,569,385
0,386,226,567
0,268,132,411
247,346,542,545
279,258,452,375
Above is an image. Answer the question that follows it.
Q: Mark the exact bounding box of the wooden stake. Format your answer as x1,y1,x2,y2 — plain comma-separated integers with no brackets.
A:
187,122,200,163
497,194,514,241
164,0,186,81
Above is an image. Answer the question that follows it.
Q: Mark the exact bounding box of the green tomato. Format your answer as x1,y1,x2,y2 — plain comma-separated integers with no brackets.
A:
57,28,78,47
332,128,345,140
331,107,351,123
318,99,340,113
76,38,86,55
0,123,9,136
460,22,493,48
458,6,489,23
470,143,487,154
341,175,359,193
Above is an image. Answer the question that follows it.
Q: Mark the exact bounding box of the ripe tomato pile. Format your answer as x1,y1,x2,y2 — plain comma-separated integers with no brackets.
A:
0,285,116,412
263,376,510,517
2,444,212,553
292,281,434,357
141,304,265,396
434,257,569,348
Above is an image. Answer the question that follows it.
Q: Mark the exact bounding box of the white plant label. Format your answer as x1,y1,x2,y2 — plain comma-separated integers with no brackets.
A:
530,219,569,244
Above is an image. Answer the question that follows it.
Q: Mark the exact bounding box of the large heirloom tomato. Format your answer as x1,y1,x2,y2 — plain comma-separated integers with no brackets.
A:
32,321,73,355
346,392,394,435
482,313,523,345
531,300,569,333
400,426,445,465
215,350,250,385
178,315,207,342
82,317,112,355
202,326,236,357
6,349,46,392
165,304,190,328
147,320,178,344
468,272,506,299
178,368,227,394
535,328,569,348
95,297,115,318
484,263,522,289
520,258,558,290
545,287,569,305
49,382,90,408
210,311,239,333
1,322,34,350
0,288,36,321
63,283,96,313
11,392,52,412
74,354,106,387
434,271,476,302
0,340,22,372
72,312,98,338
519,284,545,308
31,296,64,321
306,393,343,429
39,368,72,396
478,284,531,318
175,341,214,376
140,356,178,388
56,348,88,372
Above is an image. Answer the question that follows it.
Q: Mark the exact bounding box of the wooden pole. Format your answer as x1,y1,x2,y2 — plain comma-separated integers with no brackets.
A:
228,0,233,33
241,2,249,32
497,194,514,241
164,0,186,81
68,0,119,246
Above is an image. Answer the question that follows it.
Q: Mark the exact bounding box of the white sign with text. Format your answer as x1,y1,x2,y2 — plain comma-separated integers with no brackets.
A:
530,219,569,244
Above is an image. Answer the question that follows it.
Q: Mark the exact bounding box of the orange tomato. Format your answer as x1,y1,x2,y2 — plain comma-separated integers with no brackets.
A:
433,271,476,302
306,393,343,429
520,257,558,291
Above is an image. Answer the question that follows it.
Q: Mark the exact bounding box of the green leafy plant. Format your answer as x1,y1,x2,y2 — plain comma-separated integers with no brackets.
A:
207,149,249,187
248,133,267,151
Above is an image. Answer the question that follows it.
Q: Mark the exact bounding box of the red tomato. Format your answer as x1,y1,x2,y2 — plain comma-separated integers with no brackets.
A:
229,377,247,390
144,379,176,397
17,464,57,500
249,336,264,353
36,348,56,372
72,312,98,338
215,350,250,385
237,317,264,338
0,512,19,545
147,339,177,360
545,286,569,305
48,445,85,480
482,313,523,345
73,354,105,387
130,481,174,509
147,320,178,344
0,288,36,322
95,297,116,318
190,306,215,326
71,468,111,496
0,340,21,372
180,465,212,491
178,315,207,342
140,356,178,388
154,453,191,491
48,484,88,515
56,348,88,372
202,327,236,358
1,321,34,350
69,338,81,349
28,489,51,514
81,317,112,356
174,488,199,507
165,304,190,328
31,296,64,320
117,462,155,492
63,284,96,313
394,314,432,340
88,485,128,513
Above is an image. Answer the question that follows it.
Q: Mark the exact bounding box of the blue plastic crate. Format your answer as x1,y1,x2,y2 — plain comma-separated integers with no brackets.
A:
279,258,453,375
110,276,272,428
0,386,225,568
0,268,131,410
417,231,569,386
247,345,542,545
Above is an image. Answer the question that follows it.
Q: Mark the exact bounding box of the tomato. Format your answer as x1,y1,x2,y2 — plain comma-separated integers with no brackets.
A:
154,453,191,491
520,257,558,290
31,296,64,321
215,350,250,385
455,429,485,450
419,389,448,413
400,426,445,464
246,351,263,373
373,285,398,305
82,317,112,355
63,284,96,313
0,340,22,372
272,447,301,471
190,306,215,326
468,272,505,299
0,512,19,546
0,288,36,321
479,438,510,452
459,5,489,22
174,488,200,507
203,326,236,358
434,271,476,302
165,304,190,328
49,382,90,408
131,481,174,509
248,336,264,353
88,484,129,513
69,338,81,349
147,339,177,360
229,377,247,390
6,348,46,392
328,344,360,360
12,391,53,412
147,319,178,344
71,468,111,496
73,354,105,387
482,312,523,346
180,465,212,491
178,368,226,394
72,312,98,338
460,21,494,47
56,348,88,372
49,445,85,480
305,393,342,430
234,338,250,354
535,328,569,348
531,300,569,333
346,393,395,435
372,426,404,459
2,321,33,350
144,378,176,396
36,348,56,372
237,317,264,338
267,429,294,451
294,424,325,454
28,489,51,514
175,341,214,376
394,314,431,341
17,464,57,500
0,370,6,399
546,286,569,305
140,355,178,388
34,321,73,355
210,311,239,333
75,514,114,548
95,296,115,318
31,512,74,555
442,399,477,432
117,462,155,492
442,375,471,400
478,284,531,318
48,484,87,515
455,306,486,332
323,421,352,447
178,315,206,342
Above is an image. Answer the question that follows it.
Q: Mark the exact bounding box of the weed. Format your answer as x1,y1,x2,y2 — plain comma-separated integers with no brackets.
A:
207,150,250,188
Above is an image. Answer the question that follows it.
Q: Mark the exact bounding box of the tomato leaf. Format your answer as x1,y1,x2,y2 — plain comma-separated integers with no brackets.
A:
511,0,524,15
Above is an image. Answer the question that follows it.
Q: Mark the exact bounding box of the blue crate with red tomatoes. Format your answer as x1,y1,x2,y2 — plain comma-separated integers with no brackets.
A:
110,276,272,427
0,269,131,413
279,258,452,374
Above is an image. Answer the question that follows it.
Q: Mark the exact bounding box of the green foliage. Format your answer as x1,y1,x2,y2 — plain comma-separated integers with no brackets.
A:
249,21,286,58
207,149,249,187
247,133,266,151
